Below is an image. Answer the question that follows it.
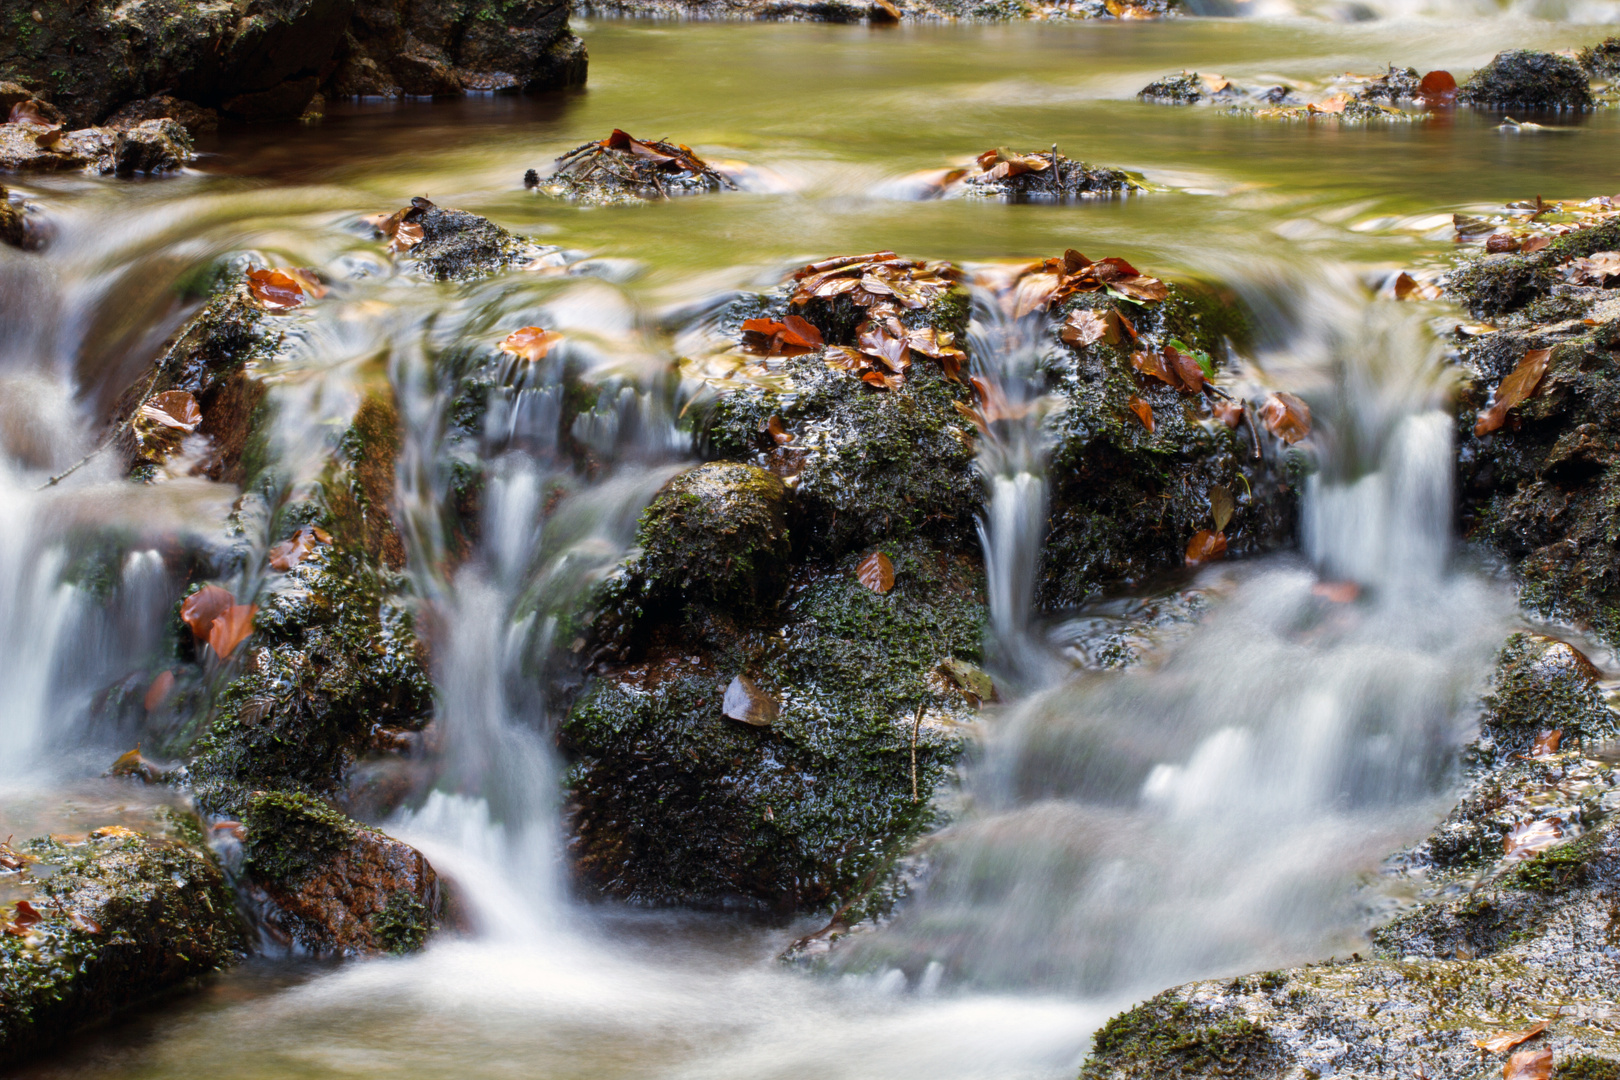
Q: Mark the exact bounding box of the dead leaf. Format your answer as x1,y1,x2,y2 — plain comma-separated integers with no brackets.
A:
1260,392,1312,444
138,390,202,433
1062,309,1116,348
1110,276,1169,302
90,825,138,839
1503,1047,1552,1080
1567,251,1620,286
1131,349,1180,390
940,657,995,702
1521,236,1551,254
1128,395,1154,432
8,100,55,126
1475,348,1551,437
246,267,308,311
1503,818,1562,861
108,746,162,783
1312,581,1360,603
391,221,424,252
857,551,895,593
208,604,257,659
1011,272,1062,319
722,674,778,727
1309,93,1351,114
1486,234,1523,254
1213,400,1244,429
68,911,102,935
1165,345,1205,394
268,525,332,571
871,0,901,18
12,900,41,930
1210,485,1235,532
1531,729,1563,757
143,670,175,712
1394,272,1442,301
1474,1022,1549,1054
180,585,234,642
767,415,794,445
1419,69,1458,104
500,326,564,362
1185,530,1227,565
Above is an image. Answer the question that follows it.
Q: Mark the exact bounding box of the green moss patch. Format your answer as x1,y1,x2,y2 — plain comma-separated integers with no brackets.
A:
1081,993,1278,1079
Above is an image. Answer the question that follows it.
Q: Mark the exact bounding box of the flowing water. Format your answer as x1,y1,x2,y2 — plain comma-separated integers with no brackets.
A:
5,8,1620,1078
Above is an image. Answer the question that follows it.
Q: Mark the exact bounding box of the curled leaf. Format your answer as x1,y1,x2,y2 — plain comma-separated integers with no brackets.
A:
1260,392,1312,444
1128,395,1154,432
1213,400,1245,429
1503,1047,1553,1080
1061,308,1117,348
1475,348,1551,437
1185,530,1227,565
857,551,895,593
180,585,234,642
1209,485,1235,532
500,326,564,362
268,525,332,571
208,604,258,659
138,390,202,433
766,415,794,445
1394,272,1442,302
722,674,778,727
13,900,41,927
391,221,425,252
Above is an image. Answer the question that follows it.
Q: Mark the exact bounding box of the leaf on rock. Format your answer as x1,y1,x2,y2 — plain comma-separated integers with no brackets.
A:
1503,1048,1553,1080
1308,93,1350,114
143,670,176,712
138,390,202,433
1185,529,1227,565
975,147,1053,182
500,326,564,362
1567,251,1620,286
247,267,309,311
13,900,41,926
1474,348,1551,437
268,525,332,571
8,100,55,125
1110,275,1170,302
1521,236,1551,254
1530,729,1562,757
1061,308,1116,347
1209,485,1235,532
1128,395,1155,432
1473,1022,1548,1054
941,657,996,702
856,551,896,593
722,674,778,727
1164,345,1205,394
1502,818,1562,861
1261,392,1312,444
1485,233,1522,254
392,221,425,252
1213,400,1245,429
1394,272,1442,301
1011,272,1062,319
68,911,103,935
180,585,234,642
208,604,258,659
766,415,794,445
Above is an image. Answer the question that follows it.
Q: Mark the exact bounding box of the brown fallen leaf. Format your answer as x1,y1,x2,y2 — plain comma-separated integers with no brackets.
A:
138,390,202,433
68,911,103,935
722,674,778,727
1185,530,1227,565
1503,1047,1552,1080
1394,272,1442,301
1567,251,1620,286
180,585,234,642
1260,392,1311,443
1061,308,1117,348
1456,324,1499,337
1210,485,1235,532
1521,236,1551,254
1131,349,1182,391
1213,400,1244,429
500,326,564,362
857,551,896,593
1308,93,1351,114
1473,1021,1549,1054
90,825,139,840
766,415,794,445
8,100,56,126
107,746,162,784
1312,581,1360,603
1128,395,1154,433
1475,348,1551,437
1418,69,1458,105
1165,345,1205,395
1530,729,1562,757
208,604,258,659
1486,233,1522,254
871,0,902,18
13,900,41,927
268,525,332,571
246,267,309,311
143,670,176,712
1503,818,1562,861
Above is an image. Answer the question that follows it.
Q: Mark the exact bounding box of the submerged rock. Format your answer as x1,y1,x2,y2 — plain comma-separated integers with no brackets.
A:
1459,50,1594,110
398,203,552,281
0,816,248,1060
955,148,1147,201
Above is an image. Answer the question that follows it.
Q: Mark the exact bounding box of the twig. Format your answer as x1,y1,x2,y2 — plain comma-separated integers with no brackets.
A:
1051,143,1062,195
910,699,926,803
39,338,174,491
1244,398,1263,460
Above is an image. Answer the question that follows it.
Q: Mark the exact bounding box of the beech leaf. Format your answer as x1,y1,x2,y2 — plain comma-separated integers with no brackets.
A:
1503,1048,1552,1080
1128,395,1154,432
1394,272,1442,301
1475,348,1551,437
500,326,564,362
1061,309,1115,348
1530,729,1562,757
268,525,332,571
1473,1021,1548,1054
1210,485,1235,532
766,415,794,445
1213,400,1244,429
722,674,778,727
138,390,202,433
180,585,234,642
13,900,41,926
856,551,895,593
208,604,258,659
1260,393,1312,444
246,267,308,311
1419,69,1458,103
1185,529,1227,565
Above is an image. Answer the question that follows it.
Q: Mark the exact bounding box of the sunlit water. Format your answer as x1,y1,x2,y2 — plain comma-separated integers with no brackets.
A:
3,10,1617,1078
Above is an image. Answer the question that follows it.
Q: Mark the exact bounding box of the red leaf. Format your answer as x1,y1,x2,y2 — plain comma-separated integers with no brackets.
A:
1530,729,1562,757
500,326,564,362
1128,395,1155,432
143,670,176,712
13,900,41,927
1260,393,1312,444
1185,530,1227,565
856,551,895,593
1213,400,1244,429
138,390,202,433
1475,348,1551,437
268,525,332,571
180,585,234,643
208,604,257,659
68,911,103,935
246,268,308,311
1418,69,1458,104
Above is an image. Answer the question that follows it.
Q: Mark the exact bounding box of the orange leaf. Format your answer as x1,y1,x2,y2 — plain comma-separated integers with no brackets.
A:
1165,346,1204,395
1062,309,1117,348
246,268,308,311
1473,1021,1548,1054
68,911,102,935
1530,729,1562,757
1521,236,1551,254
782,314,824,348
391,221,424,252
143,670,176,712
1131,349,1181,391
1185,530,1227,565
1110,276,1169,302
208,604,257,659
722,673,778,727
1475,348,1551,437
1260,393,1312,444
500,326,564,362
138,390,202,433
1503,1048,1552,1080
1394,272,1441,301
1128,395,1154,432
767,415,794,445
1418,69,1458,104
268,525,332,571
180,585,234,642
1010,272,1062,319
1308,93,1350,114
1213,400,1244,429
856,551,895,593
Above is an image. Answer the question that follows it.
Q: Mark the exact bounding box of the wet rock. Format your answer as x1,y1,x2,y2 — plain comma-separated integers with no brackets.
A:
565,538,985,911
1039,285,1296,608
0,183,25,248
0,817,248,1059
1481,633,1616,755
0,123,114,173
1459,50,1594,111
538,131,736,205
1079,992,1281,1079
586,0,1171,19
1352,64,1423,103
403,204,551,281
956,149,1147,201
624,462,792,619
1138,71,1236,105
239,791,447,955
106,118,193,176
105,95,220,137
1580,37,1620,79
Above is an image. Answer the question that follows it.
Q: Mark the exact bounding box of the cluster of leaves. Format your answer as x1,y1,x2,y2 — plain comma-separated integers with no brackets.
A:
180,584,257,659
246,265,326,311
6,98,69,149
977,249,1168,320
549,130,735,197
362,197,434,253
1453,195,1620,255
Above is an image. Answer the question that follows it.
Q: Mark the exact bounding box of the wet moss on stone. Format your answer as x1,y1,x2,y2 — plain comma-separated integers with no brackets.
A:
1480,633,1617,752
1444,218,1620,319
1559,1056,1620,1080
241,789,359,885
1458,50,1594,111
404,207,543,281
1080,993,1278,1079
1503,830,1603,893
370,890,433,954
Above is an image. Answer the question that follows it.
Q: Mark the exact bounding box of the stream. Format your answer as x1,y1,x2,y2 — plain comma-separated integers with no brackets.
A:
5,8,1620,1079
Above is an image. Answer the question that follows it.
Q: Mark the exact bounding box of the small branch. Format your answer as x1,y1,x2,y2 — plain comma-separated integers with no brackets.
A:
1051,143,1062,195
910,699,926,803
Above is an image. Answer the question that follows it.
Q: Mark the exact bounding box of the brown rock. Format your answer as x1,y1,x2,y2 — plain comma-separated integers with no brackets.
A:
106,94,220,136
0,185,24,249
104,118,193,176
222,76,322,121
394,35,464,96
0,124,113,172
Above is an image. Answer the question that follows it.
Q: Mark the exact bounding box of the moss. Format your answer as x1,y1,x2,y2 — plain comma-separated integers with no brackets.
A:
1558,1056,1620,1080
1458,50,1594,110
1479,633,1617,751
564,539,984,911
1080,993,1278,1079
241,790,358,885
1444,218,1620,319
1503,830,1603,893
405,207,538,281
370,890,432,954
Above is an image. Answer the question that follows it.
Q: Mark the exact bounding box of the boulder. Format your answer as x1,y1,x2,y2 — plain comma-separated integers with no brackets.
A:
0,815,248,1059
1459,50,1594,111
956,150,1147,201
0,123,113,172
105,118,192,176
1580,36,1620,78
106,95,220,137
402,204,551,280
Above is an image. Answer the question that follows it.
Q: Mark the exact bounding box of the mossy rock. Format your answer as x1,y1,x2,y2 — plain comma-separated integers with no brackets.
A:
630,461,792,617
1579,38,1620,79
1480,632,1617,753
1080,993,1279,1079
563,539,985,911
1560,1056,1620,1080
403,206,545,281
0,821,248,1060
1443,218,1620,319
1459,50,1594,111
1039,285,1295,608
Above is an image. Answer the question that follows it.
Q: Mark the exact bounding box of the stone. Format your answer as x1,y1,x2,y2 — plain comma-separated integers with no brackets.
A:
0,184,25,248
104,118,193,176
402,204,549,280
1459,50,1594,111
106,95,221,136
1579,37,1620,78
